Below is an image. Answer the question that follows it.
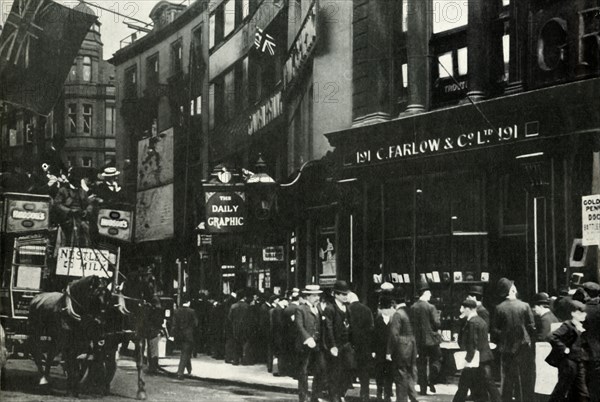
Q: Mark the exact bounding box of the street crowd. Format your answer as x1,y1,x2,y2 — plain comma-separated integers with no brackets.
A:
169,277,600,402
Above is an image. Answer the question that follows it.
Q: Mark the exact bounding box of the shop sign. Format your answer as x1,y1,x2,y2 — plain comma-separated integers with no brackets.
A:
353,122,539,165
97,209,132,241
248,91,283,135
4,198,50,233
198,234,213,246
263,246,284,262
56,247,116,278
283,2,317,89
205,192,246,233
582,195,600,246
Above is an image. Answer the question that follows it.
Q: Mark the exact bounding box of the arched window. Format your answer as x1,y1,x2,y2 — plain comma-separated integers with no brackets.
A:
83,56,92,82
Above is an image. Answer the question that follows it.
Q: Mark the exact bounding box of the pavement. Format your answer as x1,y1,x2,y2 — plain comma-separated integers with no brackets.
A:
150,353,459,401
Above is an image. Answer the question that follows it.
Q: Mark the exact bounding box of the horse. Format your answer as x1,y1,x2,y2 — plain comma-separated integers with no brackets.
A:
95,268,163,400
27,275,111,396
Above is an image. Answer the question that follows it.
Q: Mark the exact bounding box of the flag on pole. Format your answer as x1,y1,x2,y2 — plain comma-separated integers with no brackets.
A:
0,0,96,115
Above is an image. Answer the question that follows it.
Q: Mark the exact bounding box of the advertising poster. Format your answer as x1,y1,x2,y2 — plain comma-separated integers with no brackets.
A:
317,227,337,285
56,247,116,278
137,127,174,191
97,209,133,241
4,197,50,233
135,184,174,242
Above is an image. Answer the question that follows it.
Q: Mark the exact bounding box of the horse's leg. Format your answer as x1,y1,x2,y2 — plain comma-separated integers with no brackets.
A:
42,340,57,386
102,341,118,395
28,335,48,386
136,338,147,400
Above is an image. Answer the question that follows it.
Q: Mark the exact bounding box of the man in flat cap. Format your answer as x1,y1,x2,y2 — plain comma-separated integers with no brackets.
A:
295,285,327,402
410,281,442,396
491,278,536,402
323,280,353,402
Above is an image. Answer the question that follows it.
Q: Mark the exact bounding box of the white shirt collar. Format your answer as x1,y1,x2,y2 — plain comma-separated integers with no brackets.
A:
335,299,346,312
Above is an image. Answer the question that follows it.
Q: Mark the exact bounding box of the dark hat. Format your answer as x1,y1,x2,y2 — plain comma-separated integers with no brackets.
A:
497,277,514,299
417,281,430,293
533,292,551,306
268,294,279,303
378,294,394,309
582,282,600,298
333,280,350,295
468,285,484,297
302,285,323,295
569,300,587,313
461,299,477,309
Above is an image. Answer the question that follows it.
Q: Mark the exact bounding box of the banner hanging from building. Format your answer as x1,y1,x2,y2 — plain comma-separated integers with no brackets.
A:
205,191,246,233
582,195,600,246
135,184,174,242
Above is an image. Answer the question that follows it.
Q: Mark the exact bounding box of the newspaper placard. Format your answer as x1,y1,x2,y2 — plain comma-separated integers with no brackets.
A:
535,342,558,395
56,247,115,278
582,195,600,245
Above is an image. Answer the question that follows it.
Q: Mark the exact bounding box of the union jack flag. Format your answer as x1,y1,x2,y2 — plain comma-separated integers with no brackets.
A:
0,0,51,69
255,27,276,56
0,0,95,115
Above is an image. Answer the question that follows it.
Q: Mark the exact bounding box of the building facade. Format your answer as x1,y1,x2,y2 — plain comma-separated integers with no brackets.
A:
325,0,600,318
111,0,209,295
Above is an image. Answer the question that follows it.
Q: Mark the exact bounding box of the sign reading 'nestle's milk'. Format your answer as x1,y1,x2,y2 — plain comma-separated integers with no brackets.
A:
205,192,246,233
582,195,600,246
56,247,115,278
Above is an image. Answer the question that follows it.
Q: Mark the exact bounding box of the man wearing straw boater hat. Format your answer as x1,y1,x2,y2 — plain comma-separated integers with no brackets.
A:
295,285,327,402
95,166,123,204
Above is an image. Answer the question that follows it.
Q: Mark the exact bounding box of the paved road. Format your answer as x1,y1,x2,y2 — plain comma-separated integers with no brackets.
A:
2,359,297,401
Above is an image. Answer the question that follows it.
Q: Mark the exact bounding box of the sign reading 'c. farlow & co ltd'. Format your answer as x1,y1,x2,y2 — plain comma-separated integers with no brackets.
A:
97,209,133,241
205,192,246,233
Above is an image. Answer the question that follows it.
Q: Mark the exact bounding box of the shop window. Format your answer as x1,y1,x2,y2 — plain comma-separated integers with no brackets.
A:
105,105,115,137
401,0,408,32
171,40,183,75
438,52,453,78
402,63,408,88
82,157,92,167
68,103,77,134
432,0,468,34
83,104,92,134
502,33,510,81
457,47,468,75
83,56,92,82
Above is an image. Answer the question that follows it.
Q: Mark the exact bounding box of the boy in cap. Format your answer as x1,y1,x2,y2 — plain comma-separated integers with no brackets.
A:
546,300,589,402
295,285,326,402
410,281,441,395
491,278,536,402
453,299,500,402
466,285,489,328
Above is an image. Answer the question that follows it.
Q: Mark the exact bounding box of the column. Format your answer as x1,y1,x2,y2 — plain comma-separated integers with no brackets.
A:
466,0,493,101
404,0,431,114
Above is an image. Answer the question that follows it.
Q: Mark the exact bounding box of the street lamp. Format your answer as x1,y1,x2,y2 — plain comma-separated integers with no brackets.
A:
245,155,278,220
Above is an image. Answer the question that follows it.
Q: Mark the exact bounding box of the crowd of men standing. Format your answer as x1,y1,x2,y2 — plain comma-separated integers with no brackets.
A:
172,276,600,402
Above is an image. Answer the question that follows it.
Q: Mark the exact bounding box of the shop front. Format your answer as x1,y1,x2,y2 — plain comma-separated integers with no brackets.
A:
326,78,600,320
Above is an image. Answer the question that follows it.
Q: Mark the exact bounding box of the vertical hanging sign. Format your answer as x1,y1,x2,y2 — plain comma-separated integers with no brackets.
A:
582,195,600,246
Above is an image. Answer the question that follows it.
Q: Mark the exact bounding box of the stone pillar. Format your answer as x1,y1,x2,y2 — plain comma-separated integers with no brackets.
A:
404,0,431,115
506,0,529,93
466,0,493,101
352,0,393,125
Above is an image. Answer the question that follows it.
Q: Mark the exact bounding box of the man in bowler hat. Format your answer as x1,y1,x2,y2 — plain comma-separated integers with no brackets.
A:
348,292,374,402
323,280,353,402
532,292,559,342
466,285,490,327
491,278,536,402
295,285,327,402
410,281,442,395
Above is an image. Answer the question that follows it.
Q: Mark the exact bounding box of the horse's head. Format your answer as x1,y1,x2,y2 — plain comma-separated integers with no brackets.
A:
122,268,161,308
68,275,112,316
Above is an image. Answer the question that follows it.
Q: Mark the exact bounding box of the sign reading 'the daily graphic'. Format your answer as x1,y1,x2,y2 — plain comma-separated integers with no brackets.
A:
56,247,116,278
205,192,246,233
582,195,600,246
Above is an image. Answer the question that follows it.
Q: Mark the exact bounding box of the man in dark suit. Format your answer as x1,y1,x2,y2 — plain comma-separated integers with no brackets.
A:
410,282,442,395
348,292,374,402
228,290,250,365
323,280,353,402
373,292,395,401
491,278,536,402
264,294,277,372
172,297,198,380
296,285,327,402
453,299,501,402
270,296,288,376
532,292,560,342
282,288,302,377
